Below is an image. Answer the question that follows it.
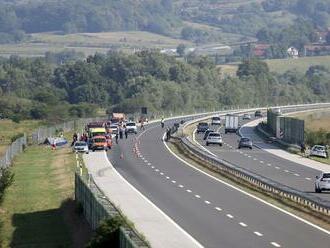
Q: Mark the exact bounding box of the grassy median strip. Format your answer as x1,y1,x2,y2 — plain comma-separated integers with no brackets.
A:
0,142,91,247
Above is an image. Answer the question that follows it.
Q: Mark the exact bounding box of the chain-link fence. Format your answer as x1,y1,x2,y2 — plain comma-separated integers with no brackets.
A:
30,117,106,144
0,134,27,169
75,172,149,248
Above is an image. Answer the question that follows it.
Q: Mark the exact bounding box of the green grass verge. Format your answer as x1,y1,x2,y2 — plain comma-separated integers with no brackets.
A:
0,135,90,247
0,119,44,156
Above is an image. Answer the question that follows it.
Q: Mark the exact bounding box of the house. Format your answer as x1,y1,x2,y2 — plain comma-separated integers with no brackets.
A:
287,47,299,58
253,43,271,58
304,44,330,56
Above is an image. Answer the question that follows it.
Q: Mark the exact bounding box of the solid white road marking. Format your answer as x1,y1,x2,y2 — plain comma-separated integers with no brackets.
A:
239,222,247,227
271,242,281,247
254,232,263,237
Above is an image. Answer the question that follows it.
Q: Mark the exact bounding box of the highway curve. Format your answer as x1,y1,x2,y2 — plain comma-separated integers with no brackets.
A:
106,116,330,248
193,114,330,202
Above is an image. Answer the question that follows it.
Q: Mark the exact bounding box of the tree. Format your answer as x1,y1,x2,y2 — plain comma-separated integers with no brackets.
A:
176,44,186,57
237,59,270,78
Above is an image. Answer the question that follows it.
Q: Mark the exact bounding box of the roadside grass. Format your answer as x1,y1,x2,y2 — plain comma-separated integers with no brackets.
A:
0,119,44,156
293,109,330,131
0,134,91,247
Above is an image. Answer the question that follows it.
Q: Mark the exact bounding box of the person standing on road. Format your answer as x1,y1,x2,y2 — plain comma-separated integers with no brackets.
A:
115,133,119,144
161,118,165,128
125,127,128,139
141,121,145,131
119,126,123,139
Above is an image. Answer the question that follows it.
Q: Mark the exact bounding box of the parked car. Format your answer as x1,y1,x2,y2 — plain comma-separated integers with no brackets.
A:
197,122,209,133
242,113,251,120
255,110,263,117
203,129,214,140
206,132,223,146
310,145,328,158
238,137,253,149
73,141,89,154
125,122,137,134
211,116,221,125
315,172,330,193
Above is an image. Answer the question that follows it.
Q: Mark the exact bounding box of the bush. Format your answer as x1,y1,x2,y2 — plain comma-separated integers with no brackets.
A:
10,133,24,143
86,215,125,248
0,168,14,204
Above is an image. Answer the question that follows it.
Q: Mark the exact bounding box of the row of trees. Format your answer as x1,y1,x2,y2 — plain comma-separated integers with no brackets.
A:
0,52,330,123
0,0,178,43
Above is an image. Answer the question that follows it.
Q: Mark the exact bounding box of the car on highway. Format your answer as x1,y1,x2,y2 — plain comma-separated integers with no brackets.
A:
315,172,330,193
254,110,263,117
242,113,251,120
211,116,221,125
206,132,223,146
238,137,253,149
197,122,209,133
73,141,89,154
310,145,328,158
125,122,138,134
109,124,118,137
203,129,214,140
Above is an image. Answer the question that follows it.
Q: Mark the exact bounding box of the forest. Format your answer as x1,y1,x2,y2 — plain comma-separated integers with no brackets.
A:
0,51,329,122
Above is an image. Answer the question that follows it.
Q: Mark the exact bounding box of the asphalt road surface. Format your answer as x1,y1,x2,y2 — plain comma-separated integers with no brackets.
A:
194,115,330,202
107,115,330,248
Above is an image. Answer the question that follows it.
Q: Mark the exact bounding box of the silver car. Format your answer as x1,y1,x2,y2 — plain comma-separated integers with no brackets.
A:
238,137,253,149
310,145,328,158
206,132,223,146
315,172,330,193
242,113,251,120
73,141,89,154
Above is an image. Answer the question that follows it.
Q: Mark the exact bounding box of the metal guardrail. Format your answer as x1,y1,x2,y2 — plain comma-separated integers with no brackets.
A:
75,172,149,248
173,103,330,217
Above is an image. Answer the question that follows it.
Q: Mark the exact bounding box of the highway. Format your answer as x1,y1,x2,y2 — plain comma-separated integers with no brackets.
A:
193,114,330,202
106,114,330,248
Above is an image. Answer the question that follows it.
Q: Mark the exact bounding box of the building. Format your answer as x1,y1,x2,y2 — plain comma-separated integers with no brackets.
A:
287,47,299,58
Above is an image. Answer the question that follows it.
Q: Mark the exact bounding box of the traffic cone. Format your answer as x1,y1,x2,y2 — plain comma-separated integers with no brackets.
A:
120,153,124,159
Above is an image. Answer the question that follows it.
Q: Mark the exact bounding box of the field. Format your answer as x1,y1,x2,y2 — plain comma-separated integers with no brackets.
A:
265,56,330,74
0,31,193,57
217,55,330,77
0,119,44,156
0,137,91,247
294,109,330,131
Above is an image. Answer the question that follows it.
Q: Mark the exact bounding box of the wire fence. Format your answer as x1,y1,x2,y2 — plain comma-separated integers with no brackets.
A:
0,134,27,169
75,171,149,248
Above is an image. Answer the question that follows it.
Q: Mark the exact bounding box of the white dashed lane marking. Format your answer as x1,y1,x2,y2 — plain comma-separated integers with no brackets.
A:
195,194,201,199
226,214,234,219
271,242,281,247
305,177,311,181
254,232,263,237
179,184,184,188
186,189,192,193
267,163,272,166
239,222,247,227
160,172,164,175
172,180,176,184
166,176,170,180
215,207,222,211
294,173,300,177
204,201,211,205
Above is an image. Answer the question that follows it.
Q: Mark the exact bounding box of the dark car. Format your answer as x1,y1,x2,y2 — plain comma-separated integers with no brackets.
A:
203,129,214,140
197,122,209,133
255,110,263,117
238,137,253,149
